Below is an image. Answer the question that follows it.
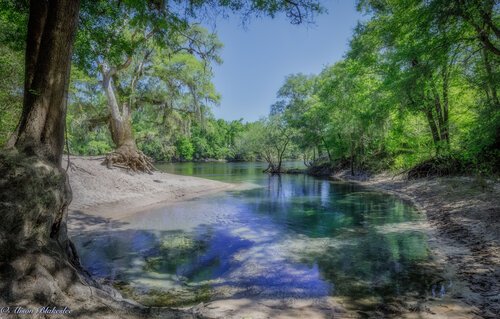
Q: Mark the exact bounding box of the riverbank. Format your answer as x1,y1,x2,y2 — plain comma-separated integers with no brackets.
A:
64,156,237,220
332,171,500,319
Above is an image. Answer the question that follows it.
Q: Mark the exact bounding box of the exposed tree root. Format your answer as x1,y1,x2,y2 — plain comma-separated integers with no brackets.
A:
103,146,155,174
407,155,465,179
305,158,351,177
263,163,284,175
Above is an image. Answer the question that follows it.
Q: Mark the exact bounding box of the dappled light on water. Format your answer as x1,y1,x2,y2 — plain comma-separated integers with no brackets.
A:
70,162,455,311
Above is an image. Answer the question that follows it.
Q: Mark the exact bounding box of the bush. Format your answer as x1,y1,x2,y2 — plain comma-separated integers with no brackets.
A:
140,139,175,162
85,140,112,155
175,137,194,161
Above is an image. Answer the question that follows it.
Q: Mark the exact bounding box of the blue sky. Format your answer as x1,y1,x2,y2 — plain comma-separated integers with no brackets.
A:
208,0,363,122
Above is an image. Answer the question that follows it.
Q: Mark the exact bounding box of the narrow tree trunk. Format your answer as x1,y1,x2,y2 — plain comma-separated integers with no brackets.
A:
350,139,355,176
103,76,136,152
277,138,290,173
481,47,500,151
424,106,442,154
101,68,154,173
321,136,332,162
441,68,450,144
433,91,448,145
482,47,500,109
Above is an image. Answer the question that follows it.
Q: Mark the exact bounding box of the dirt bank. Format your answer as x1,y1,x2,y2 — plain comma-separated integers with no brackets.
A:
333,171,500,319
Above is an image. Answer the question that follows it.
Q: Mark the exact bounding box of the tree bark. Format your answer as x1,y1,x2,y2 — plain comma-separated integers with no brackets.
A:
14,0,80,167
102,70,135,147
425,106,442,152
12,0,79,243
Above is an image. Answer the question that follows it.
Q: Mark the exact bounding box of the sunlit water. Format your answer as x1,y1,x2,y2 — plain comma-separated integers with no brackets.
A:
71,162,447,307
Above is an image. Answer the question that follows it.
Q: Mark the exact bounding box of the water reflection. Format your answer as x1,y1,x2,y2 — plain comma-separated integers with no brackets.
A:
71,162,444,308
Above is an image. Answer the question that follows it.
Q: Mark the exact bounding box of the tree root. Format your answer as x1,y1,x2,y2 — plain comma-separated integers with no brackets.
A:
263,164,284,175
407,155,465,180
103,148,155,174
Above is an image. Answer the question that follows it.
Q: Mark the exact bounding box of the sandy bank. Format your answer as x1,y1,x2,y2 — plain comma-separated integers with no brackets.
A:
64,156,236,219
333,171,500,319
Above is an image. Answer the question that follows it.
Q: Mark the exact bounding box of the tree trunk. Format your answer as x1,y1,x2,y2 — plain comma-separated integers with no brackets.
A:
424,104,442,154
441,68,450,144
433,91,448,145
350,138,355,176
101,68,154,173
481,47,500,152
0,0,90,307
14,0,79,166
321,136,332,162
10,0,79,249
482,47,500,109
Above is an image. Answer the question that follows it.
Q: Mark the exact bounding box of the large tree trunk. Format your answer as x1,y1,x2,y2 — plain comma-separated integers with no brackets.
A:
101,68,154,173
0,0,90,307
15,0,78,166
8,0,80,259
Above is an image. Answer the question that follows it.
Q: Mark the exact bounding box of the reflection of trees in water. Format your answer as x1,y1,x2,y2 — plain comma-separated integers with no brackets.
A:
294,230,437,306
252,179,420,238
248,177,436,304
74,176,435,308
266,174,283,199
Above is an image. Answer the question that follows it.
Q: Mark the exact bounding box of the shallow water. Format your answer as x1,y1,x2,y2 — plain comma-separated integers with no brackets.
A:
72,162,446,307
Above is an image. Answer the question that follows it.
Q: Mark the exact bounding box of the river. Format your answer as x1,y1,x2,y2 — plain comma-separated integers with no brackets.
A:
72,162,448,311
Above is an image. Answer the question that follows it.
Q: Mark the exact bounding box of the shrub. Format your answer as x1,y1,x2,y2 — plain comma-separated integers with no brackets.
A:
175,137,194,161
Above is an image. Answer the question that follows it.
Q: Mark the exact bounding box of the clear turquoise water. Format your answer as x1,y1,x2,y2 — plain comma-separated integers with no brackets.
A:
72,162,442,306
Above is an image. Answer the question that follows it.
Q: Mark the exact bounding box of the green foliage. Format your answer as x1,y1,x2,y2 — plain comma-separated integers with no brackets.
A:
235,115,297,171
0,0,27,51
0,2,25,146
85,140,113,156
255,0,500,175
0,0,325,163
65,66,113,156
139,138,175,162
0,45,23,146
175,137,194,161
1,0,497,178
